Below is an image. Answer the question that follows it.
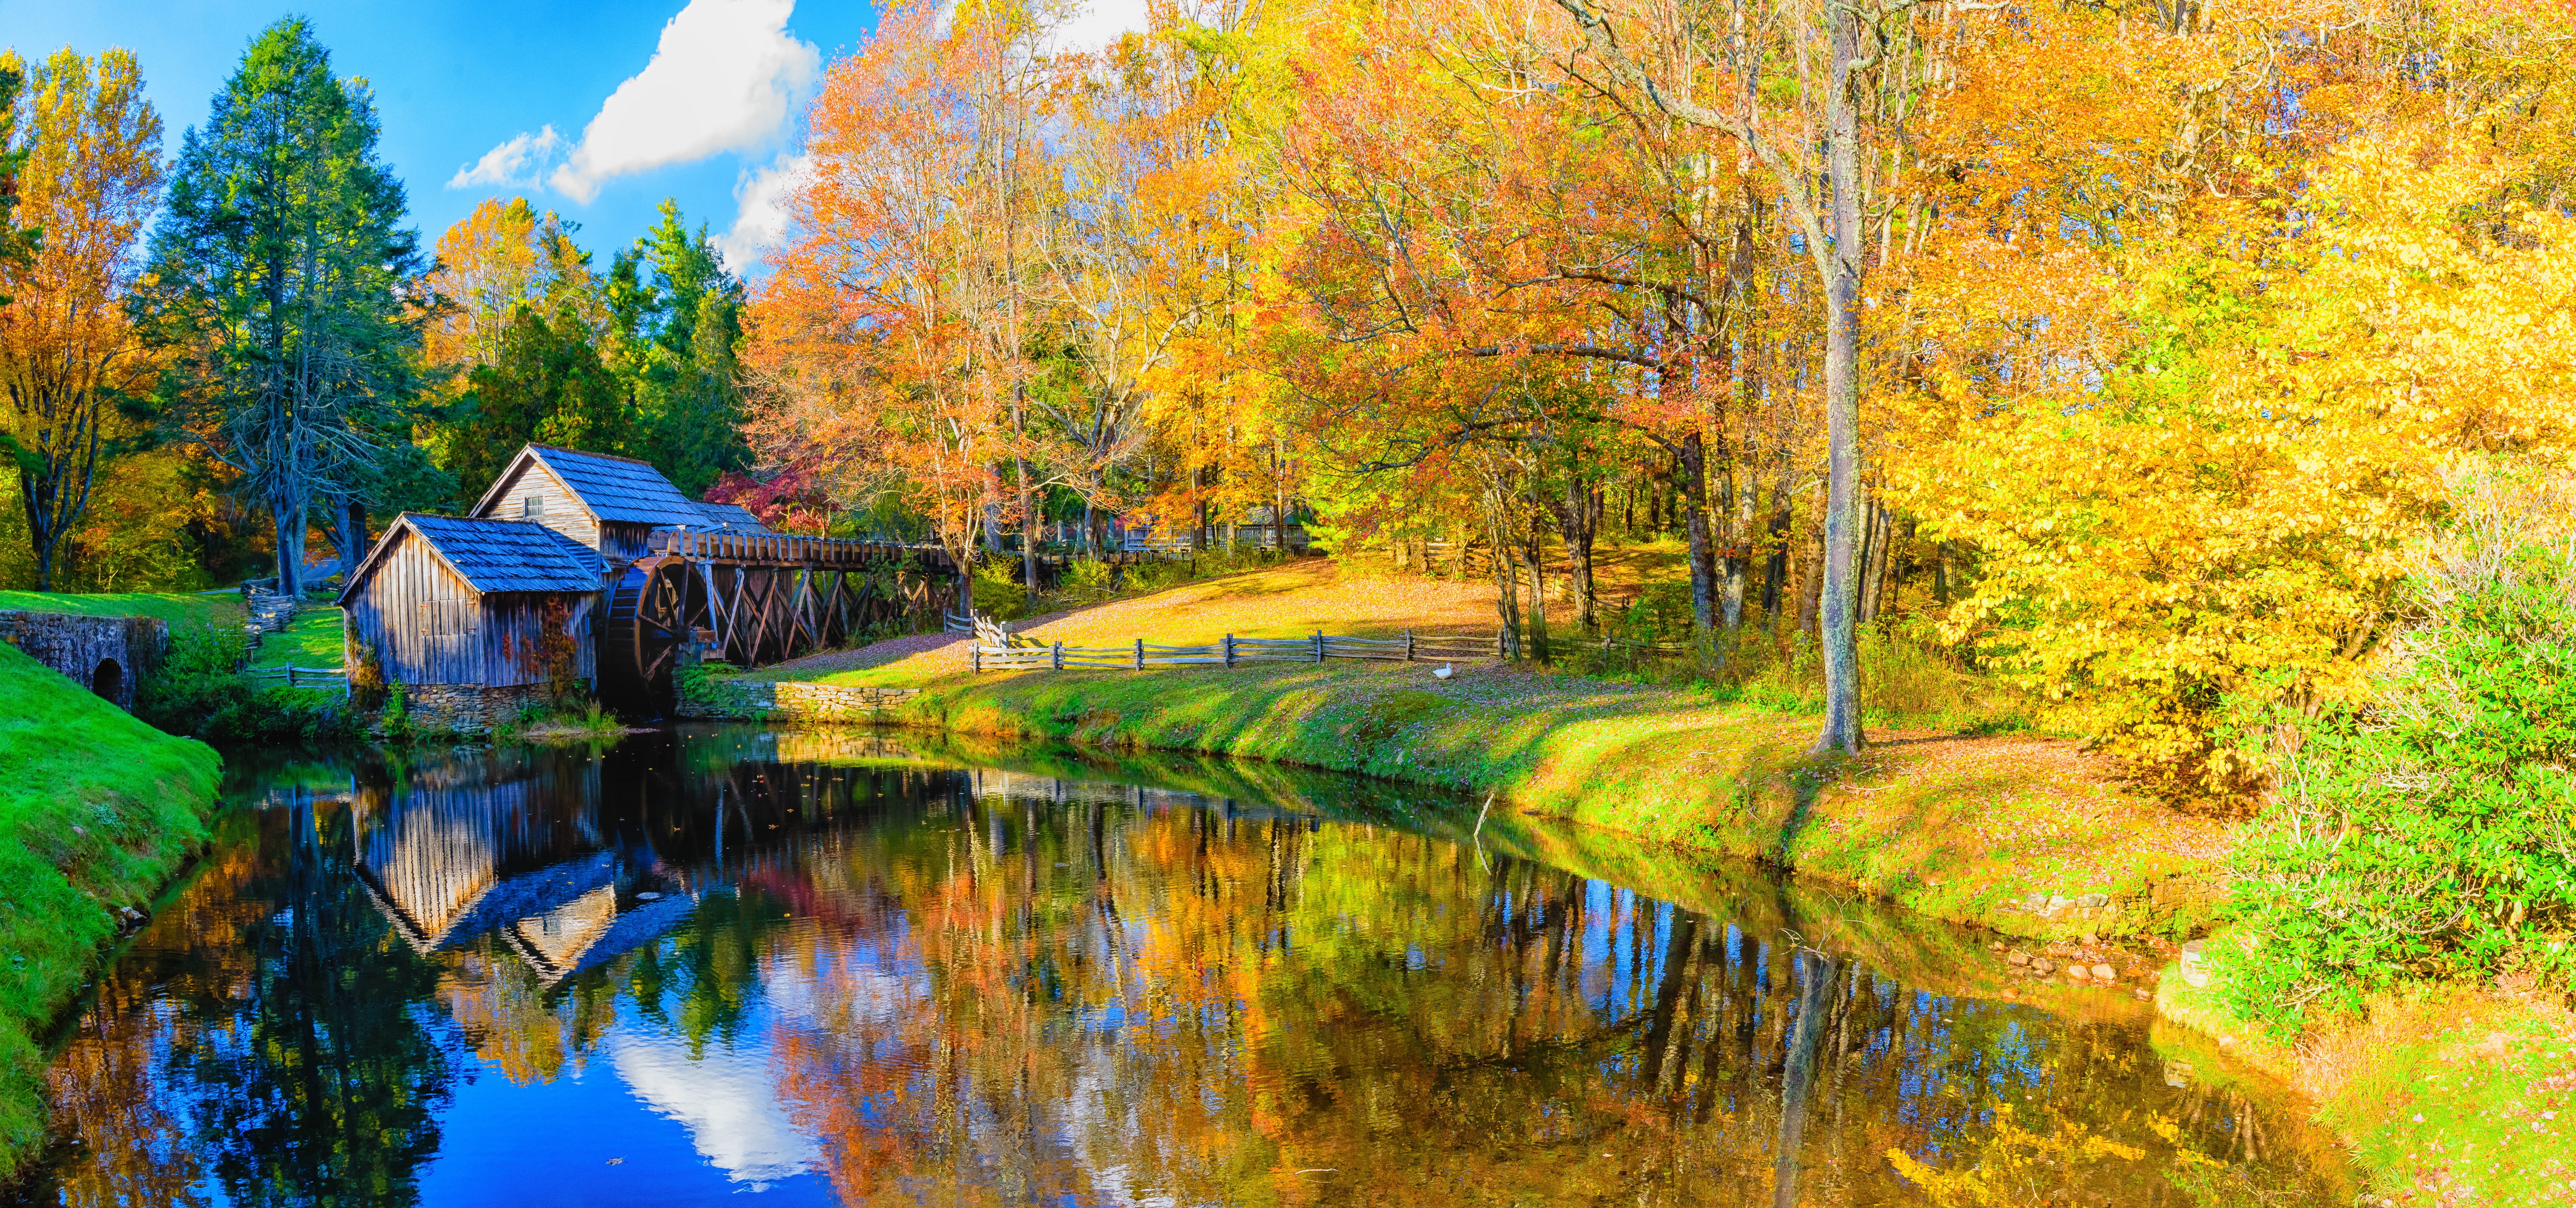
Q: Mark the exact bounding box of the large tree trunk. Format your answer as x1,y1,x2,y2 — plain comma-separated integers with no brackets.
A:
1016,446,1038,592
272,491,306,597
1811,7,1867,757
1484,486,1521,659
1678,433,1717,634
1521,495,1551,663
335,498,370,584
1719,441,1749,633
1761,470,1793,620
1550,478,1601,633
23,471,60,592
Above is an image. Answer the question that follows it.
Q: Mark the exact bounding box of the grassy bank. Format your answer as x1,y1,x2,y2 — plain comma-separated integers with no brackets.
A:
2158,961,2576,1206
0,642,221,1181
743,657,2229,943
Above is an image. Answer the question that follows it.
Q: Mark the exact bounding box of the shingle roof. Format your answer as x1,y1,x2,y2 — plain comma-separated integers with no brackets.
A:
400,515,601,593
526,446,709,526
693,502,772,534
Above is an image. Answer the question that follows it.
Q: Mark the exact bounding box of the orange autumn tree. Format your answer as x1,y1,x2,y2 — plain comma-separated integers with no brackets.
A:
0,47,163,590
748,1,1062,609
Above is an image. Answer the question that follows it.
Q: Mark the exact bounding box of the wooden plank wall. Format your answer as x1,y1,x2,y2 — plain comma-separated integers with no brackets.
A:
486,461,602,552
346,529,599,687
478,592,597,687
347,530,484,685
598,522,657,569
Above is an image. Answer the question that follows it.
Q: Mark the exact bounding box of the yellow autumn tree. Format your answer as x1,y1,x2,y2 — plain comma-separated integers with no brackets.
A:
1903,138,2576,796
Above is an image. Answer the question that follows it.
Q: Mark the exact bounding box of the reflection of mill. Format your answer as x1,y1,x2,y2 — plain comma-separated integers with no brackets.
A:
350,753,696,985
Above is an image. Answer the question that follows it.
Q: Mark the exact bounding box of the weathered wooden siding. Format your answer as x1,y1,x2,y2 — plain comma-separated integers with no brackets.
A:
344,530,597,687
487,460,602,552
599,522,656,569
345,528,484,684
476,592,596,687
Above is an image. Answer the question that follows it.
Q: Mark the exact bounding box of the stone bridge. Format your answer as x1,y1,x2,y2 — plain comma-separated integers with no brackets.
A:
0,610,167,711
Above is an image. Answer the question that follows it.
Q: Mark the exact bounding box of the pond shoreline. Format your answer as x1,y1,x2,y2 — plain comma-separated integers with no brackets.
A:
0,644,221,1185
683,665,2576,1205
688,660,2229,944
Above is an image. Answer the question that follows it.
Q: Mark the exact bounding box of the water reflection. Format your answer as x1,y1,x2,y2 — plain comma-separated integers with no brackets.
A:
18,729,2355,1207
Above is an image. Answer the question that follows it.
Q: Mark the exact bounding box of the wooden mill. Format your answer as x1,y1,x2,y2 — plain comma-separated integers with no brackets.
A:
339,444,961,726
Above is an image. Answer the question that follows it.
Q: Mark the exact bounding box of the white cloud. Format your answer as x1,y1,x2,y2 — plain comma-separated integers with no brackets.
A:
1048,0,1154,54
716,151,814,271
446,125,564,190
550,0,820,204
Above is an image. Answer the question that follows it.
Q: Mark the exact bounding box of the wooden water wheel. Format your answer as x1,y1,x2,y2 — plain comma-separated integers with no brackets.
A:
611,554,707,704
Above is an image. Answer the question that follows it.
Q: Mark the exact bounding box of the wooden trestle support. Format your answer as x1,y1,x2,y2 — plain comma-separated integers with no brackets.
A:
604,529,960,708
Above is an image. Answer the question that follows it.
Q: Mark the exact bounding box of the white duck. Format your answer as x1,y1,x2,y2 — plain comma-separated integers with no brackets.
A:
1431,663,1455,679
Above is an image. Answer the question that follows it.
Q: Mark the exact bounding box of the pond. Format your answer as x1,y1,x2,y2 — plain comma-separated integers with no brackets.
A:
13,726,2353,1206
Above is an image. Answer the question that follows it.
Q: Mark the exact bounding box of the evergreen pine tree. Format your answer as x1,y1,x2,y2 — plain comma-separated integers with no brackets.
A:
133,19,420,594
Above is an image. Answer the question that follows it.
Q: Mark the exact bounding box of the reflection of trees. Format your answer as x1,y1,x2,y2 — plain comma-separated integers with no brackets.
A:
32,742,2357,1207
39,793,463,1208
764,794,2352,1207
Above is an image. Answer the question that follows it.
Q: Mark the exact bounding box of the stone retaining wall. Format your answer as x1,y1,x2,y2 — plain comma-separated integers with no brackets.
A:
400,683,546,734
0,610,167,711
678,679,921,722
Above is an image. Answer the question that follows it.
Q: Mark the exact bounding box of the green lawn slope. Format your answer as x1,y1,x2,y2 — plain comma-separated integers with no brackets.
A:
246,605,341,670
0,642,221,1181
0,590,243,629
2159,960,2576,1206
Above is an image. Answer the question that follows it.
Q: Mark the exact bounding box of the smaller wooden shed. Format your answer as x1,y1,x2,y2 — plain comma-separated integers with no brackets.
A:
335,513,603,732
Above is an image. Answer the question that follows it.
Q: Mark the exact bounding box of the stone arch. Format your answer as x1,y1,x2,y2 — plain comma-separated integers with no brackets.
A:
92,658,125,706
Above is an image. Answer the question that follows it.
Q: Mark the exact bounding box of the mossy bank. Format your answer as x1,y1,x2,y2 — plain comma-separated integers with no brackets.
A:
0,642,221,1181
701,658,2231,943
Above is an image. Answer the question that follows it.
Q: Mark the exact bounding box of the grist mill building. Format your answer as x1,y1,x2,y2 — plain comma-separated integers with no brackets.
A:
338,445,749,731
338,444,954,732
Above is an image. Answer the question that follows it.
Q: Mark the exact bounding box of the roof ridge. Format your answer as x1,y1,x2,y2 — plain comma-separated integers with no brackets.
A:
527,443,661,469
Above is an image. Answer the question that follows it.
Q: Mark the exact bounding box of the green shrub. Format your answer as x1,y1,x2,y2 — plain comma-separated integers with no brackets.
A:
1063,558,1116,600
970,561,1030,619
381,681,409,740
2217,469,2576,1033
137,621,354,744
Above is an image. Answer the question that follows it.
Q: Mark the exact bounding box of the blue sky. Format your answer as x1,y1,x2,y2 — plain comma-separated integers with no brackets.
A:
0,0,886,272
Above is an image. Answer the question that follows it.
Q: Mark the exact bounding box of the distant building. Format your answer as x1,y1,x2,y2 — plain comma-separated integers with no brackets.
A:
1120,505,1311,553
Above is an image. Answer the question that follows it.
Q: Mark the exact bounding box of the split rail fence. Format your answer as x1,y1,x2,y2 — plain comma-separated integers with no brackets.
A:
967,624,1496,675
250,664,350,694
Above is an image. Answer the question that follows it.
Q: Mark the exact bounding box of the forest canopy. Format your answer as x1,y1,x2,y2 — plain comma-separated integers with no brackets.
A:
6,0,2576,793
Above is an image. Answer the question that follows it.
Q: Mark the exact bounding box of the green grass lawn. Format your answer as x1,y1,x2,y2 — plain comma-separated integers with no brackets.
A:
0,589,244,629
249,606,343,669
0,642,220,1181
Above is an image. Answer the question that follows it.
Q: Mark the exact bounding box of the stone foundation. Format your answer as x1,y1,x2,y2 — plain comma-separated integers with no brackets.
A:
399,683,548,734
678,679,921,722
0,610,167,711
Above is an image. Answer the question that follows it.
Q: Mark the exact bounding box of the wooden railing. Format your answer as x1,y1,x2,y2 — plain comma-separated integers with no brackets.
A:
971,629,1496,673
651,529,951,568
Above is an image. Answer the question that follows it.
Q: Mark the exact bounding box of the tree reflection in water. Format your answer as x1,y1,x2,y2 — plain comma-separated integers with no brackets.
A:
20,730,2355,1207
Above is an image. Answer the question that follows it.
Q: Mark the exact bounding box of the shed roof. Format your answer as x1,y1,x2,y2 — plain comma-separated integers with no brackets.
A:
499,445,709,526
693,501,772,534
337,514,601,605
